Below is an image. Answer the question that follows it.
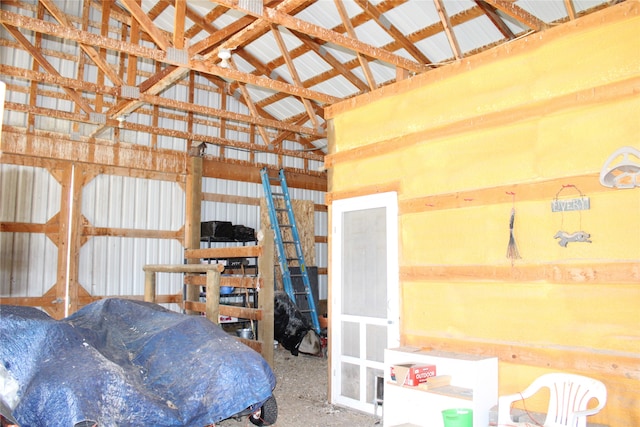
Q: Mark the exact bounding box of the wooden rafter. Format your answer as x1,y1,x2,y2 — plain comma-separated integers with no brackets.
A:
354,0,432,65
213,0,311,53
270,25,321,130
333,0,377,91
255,3,486,112
174,0,186,49
227,58,273,147
184,3,228,40
474,0,516,40
40,0,123,85
564,0,577,20
0,64,324,138
119,0,172,50
1,23,96,116
216,0,431,73
0,9,338,119
433,0,462,60
483,0,549,31
295,33,369,93
96,0,111,116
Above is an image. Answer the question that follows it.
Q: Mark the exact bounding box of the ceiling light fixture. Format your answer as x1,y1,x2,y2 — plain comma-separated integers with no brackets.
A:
115,114,128,128
218,48,232,68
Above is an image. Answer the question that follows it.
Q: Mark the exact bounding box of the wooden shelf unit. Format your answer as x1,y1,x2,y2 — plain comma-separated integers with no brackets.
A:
143,231,274,366
383,347,498,427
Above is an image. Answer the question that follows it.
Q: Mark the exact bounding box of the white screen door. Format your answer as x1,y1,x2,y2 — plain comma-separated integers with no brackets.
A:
330,192,399,413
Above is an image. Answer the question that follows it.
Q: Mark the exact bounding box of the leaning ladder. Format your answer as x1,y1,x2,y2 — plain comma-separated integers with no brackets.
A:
260,167,321,334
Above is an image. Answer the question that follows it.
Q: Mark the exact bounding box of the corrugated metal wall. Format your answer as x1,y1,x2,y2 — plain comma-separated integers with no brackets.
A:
79,175,186,298
0,164,328,305
0,164,60,298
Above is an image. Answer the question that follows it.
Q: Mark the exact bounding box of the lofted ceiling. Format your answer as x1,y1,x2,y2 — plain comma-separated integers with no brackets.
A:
0,0,620,174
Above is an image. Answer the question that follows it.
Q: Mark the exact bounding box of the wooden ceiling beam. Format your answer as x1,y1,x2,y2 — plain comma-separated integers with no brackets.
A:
354,0,432,65
333,0,377,91
174,0,187,49
119,0,172,50
227,58,273,146
0,64,324,138
146,0,172,21
39,0,123,85
179,2,322,139
473,0,517,40
0,9,338,132
296,33,369,93
1,23,96,116
255,3,486,110
184,4,228,40
271,115,325,153
192,59,339,103
434,0,462,60
213,0,311,52
564,0,577,20
215,0,431,73
188,15,254,55
271,25,321,130
483,0,549,31
0,10,165,61
126,2,140,87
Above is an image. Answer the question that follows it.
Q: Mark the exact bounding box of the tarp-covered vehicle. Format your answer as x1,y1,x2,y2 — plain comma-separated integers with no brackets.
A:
0,298,277,426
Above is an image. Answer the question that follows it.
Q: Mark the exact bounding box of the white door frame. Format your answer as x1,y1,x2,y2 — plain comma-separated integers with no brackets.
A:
330,191,400,412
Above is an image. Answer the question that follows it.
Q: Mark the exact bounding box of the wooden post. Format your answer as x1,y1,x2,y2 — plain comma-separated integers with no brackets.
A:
184,155,203,313
205,270,220,323
258,228,275,367
51,163,84,318
144,271,156,303
66,163,83,315
143,263,222,305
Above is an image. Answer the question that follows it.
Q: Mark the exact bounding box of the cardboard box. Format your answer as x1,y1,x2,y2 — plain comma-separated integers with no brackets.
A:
391,363,437,386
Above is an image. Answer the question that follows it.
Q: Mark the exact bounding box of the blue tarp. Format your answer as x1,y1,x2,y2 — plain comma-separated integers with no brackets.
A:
0,298,276,426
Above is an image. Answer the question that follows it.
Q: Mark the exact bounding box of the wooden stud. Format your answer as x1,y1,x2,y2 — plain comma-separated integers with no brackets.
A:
205,270,220,323
144,270,156,303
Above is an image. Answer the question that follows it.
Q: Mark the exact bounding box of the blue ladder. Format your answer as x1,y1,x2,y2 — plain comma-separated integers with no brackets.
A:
260,167,321,334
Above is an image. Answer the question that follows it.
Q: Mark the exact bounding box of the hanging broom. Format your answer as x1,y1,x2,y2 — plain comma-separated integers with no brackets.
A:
506,207,521,263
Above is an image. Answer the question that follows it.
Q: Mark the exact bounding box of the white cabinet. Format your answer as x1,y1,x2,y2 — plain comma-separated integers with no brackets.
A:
383,347,498,427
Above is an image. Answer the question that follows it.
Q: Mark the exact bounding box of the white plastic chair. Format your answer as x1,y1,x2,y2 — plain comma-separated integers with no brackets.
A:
497,373,607,427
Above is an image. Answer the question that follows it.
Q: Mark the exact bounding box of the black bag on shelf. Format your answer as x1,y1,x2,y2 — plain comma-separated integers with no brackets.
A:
232,225,256,242
200,221,234,239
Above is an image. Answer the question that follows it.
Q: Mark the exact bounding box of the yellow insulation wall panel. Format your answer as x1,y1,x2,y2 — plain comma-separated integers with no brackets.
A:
327,3,640,425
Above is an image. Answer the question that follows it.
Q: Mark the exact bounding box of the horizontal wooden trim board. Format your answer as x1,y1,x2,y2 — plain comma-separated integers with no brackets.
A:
0,294,181,308
2,128,188,174
406,336,640,381
0,221,58,234
184,300,262,321
84,226,182,240
326,181,401,204
399,174,616,212
2,129,327,190
143,263,225,273
1,150,184,183
186,246,262,259
203,192,327,212
400,262,640,284
184,275,262,289
327,174,618,211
